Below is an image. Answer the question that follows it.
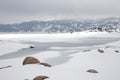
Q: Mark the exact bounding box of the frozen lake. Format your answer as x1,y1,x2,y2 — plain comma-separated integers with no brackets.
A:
0,35,120,66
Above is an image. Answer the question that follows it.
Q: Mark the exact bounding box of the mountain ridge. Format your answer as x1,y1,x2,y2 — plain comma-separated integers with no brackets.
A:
0,17,120,33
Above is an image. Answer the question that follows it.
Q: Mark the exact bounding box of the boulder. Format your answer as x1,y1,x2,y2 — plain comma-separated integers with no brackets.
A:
33,76,49,80
87,69,98,73
23,57,40,65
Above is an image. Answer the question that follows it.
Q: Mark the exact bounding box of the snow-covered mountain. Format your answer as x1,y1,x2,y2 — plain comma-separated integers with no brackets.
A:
0,17,120,33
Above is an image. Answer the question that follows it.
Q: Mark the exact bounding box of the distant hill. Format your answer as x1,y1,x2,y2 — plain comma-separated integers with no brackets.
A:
0,17,120,33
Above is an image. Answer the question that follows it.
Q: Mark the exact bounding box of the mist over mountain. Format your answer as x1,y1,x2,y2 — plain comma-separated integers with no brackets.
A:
0,17,120,33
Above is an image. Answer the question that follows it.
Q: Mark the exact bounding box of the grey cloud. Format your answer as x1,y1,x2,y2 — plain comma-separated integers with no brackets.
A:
0,0,120,23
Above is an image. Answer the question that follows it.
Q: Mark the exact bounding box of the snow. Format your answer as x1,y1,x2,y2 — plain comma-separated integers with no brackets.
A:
0,32,120,80
0,40,30,56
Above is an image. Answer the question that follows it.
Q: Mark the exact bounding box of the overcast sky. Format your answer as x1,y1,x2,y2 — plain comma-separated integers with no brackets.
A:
0,0,120,24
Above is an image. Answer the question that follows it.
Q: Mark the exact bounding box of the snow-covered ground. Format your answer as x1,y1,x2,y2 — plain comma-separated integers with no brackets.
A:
0,32,120,80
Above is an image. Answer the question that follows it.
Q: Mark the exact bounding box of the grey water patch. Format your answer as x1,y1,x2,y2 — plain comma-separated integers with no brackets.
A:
45,50,80,66
0,37,120,61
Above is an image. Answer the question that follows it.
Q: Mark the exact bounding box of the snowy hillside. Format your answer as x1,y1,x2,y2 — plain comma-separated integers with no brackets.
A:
0,32,120,80
0,17,120,33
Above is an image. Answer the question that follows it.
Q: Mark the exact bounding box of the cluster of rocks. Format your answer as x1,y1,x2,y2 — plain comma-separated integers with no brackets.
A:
86,49,103,73
23,47,120,79
98,48,120,53
23,57,51,80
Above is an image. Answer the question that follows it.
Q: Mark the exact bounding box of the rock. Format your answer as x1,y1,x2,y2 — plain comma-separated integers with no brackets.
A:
33,76,49,80
87,69,98,73
115,50,119,53
40,62,52,67
23,57,40,65
98,49,104,53
29,46,35,48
